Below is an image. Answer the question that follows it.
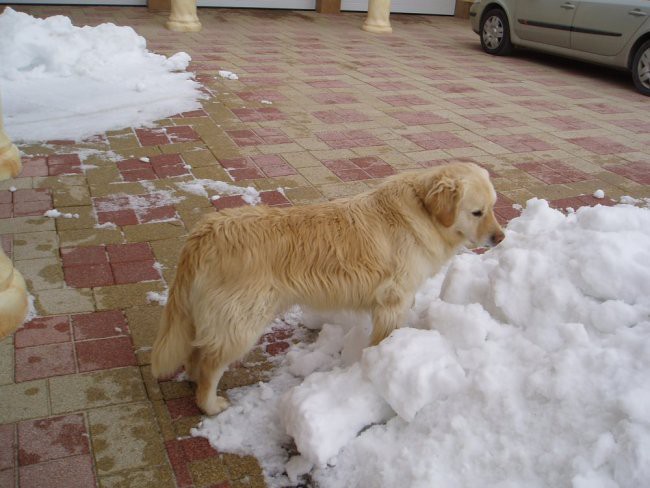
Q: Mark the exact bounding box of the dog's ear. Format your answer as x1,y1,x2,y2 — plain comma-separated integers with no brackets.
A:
424,175,462,227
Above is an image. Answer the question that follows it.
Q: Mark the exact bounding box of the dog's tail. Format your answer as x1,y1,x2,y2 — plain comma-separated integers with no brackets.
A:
151,224,210,379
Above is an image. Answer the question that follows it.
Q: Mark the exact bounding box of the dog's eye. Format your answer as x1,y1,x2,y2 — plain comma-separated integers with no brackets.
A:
472,210,483,217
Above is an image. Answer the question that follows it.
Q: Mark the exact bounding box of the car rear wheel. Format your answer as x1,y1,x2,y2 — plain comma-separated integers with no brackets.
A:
480,8,513,56
632,40,650,96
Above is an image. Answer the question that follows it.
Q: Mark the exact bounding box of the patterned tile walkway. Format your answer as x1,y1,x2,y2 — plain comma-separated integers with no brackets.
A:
1,5,649,488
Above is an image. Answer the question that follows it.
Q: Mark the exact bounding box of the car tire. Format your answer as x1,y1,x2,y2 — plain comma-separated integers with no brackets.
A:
480,8,513,56
632,39,650,96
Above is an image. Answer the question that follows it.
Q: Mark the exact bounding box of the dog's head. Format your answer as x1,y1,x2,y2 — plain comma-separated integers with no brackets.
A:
423,163,504,248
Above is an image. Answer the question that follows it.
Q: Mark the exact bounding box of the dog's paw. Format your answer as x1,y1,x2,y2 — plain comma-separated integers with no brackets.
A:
200,395,230,416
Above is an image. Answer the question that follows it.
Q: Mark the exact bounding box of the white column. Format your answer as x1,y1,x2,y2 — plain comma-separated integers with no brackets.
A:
362,0,393,34
167,0,202,32
0,94,29,338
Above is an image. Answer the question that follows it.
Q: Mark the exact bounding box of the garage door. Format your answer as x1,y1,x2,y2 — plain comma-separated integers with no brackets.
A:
4,0,454,15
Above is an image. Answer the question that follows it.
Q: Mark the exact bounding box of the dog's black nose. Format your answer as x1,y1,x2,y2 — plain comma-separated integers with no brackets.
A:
491,231,505,245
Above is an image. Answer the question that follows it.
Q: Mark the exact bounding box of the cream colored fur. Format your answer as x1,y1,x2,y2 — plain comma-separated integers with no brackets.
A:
151,162,504,415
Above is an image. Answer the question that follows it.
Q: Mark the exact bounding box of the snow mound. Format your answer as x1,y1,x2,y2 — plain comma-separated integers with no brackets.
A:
0,8,205,142
193,200,650,488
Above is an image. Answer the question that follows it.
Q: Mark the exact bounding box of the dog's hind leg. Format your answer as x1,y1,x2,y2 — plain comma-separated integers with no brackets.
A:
194,289,280,416
370,286,410,346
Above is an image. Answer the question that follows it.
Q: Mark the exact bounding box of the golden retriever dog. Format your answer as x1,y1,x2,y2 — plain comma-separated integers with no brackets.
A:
151,162,504,415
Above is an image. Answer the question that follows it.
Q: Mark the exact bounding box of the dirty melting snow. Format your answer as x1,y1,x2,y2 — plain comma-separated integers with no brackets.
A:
0,8,205,142
193,199,650,488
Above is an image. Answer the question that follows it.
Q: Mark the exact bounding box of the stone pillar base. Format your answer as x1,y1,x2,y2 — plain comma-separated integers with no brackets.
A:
362,21,393,34
362,0,392,34
0,250,28,339
166,0,202,32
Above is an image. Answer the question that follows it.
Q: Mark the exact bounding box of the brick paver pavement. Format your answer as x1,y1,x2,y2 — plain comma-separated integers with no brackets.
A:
1,5,648,488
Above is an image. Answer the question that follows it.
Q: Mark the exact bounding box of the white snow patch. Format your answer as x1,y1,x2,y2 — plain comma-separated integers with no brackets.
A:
146,290,168,306
44,209,79,219
0,8,205,142
192,199,650,488
177,179,261,205
593,189,605,199
218,70,239,80
261,100,273,105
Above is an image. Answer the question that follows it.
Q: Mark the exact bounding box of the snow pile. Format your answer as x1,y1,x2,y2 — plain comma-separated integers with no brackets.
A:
0,8,205,142
44,209,79,219
193,199,650,488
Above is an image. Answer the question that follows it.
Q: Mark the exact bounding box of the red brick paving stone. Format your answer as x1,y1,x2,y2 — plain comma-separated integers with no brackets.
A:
15,343,76,382
155,163,190,178
61,245,107,267
14,316,70,348
306,80,350,89
450,97,500,109
13,199,53,217
117,158,150,172
106,242,153,263
64,263,114,288
0,203,12,218
390,111,448,125
514,160,590,184
0,469,14,488
0,191,11,204
226,129,264,147
140,205,178,223
219,157,254,170
311,93,358,105
179,437,218,462
135,128,170,146
0,423,15,470
515,99,565,111
488,134,555,153
17,414,88,466
18,156,49,177
266,341,290,356
121,167,157,181
13,189,50,204
47,154,82,176
237,90,287,102
211,196,247,210
433,83,477,94
228,167,266,180
97,209,139,226
604,162,650,184
312,109,369,124
405,132,471,151
75,336,137,372
111,260,160,285
19,454,96,488
166,396,203,420
166,440,194,488
466,114,520,128
166,125,201,143
71,310,128,341
578,102,630,114
379,94,430,106
609,119,650,134
252,155,296,177
536,116,598,131
550,195,616,210
260,190,291,206
567,136,633,155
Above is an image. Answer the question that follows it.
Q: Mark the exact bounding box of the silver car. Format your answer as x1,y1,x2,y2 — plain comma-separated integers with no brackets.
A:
470,0,650,95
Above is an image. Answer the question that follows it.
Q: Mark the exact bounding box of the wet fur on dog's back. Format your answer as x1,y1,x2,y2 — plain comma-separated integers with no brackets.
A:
151,162,504,415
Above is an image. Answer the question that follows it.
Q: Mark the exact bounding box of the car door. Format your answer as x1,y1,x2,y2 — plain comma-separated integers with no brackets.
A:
571,0,649,56
515,0,580,48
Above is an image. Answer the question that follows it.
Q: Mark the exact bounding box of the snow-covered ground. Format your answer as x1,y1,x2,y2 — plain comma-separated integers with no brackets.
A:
0,8,205,142
194,199,650,488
